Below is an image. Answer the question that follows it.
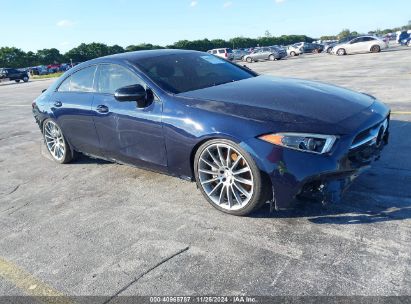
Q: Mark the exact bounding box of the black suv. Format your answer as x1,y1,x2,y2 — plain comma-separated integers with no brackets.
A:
0,68,29,83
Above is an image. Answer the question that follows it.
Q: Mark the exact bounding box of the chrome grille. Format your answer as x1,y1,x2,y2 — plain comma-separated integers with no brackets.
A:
350,118,388,150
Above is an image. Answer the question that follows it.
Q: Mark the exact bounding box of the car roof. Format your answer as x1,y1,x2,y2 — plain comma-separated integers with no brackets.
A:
101,49,198,61
73,49,202,71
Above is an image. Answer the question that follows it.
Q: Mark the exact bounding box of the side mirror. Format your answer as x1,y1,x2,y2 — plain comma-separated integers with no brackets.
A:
114,84,147,107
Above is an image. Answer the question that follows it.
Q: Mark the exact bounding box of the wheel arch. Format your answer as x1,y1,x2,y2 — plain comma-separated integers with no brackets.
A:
188,134,244,180
188,134,270,183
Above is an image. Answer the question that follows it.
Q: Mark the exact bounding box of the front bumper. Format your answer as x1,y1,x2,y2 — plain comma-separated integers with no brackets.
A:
243,110,390,209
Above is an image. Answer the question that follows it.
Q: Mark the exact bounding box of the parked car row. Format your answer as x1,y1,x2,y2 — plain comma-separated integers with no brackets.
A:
29,62,78,76
208,46,287,63
287,42,324,56
206,34,400,64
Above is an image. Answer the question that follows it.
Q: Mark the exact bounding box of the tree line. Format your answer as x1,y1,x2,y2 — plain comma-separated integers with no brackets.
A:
1,21,410,68
0,35,313,68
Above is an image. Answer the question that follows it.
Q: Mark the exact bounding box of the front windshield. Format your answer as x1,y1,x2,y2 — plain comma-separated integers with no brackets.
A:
134,52,255,94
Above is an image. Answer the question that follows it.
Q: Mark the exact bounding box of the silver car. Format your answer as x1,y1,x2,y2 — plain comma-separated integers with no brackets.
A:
331,36,387,55
243,47,285,63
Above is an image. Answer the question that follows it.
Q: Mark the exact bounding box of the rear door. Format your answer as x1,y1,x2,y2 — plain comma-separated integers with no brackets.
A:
50,65,101,155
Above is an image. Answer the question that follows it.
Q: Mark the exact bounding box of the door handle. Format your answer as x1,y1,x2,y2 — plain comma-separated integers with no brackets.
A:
53,100,62,107
96,105,109,113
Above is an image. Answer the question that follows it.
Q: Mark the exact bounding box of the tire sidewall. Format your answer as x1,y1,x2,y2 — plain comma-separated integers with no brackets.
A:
194,139,267,216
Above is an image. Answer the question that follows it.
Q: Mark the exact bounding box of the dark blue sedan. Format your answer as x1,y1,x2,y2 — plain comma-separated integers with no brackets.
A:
32,49,390,215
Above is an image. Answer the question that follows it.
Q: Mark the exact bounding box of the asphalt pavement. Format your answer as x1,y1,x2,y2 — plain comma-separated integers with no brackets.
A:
0,47,410,298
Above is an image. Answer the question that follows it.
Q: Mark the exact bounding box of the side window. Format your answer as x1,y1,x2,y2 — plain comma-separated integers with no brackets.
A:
96,64,142,94
218,49,225,54
58,76,71,92
57,66,96,92
212,50,217,54
70,66,97,92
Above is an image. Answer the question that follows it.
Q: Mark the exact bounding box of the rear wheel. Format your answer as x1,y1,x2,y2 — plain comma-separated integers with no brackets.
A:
43,119,73,164
290,51,296,56
370,45,380,53
246,57,252,63
15,79,20,83
194,139,270,216
23,76,29,82
337,48,346,56
269,54,275,61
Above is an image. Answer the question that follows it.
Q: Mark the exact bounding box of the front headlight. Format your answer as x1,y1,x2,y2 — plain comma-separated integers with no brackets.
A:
259,133,337,154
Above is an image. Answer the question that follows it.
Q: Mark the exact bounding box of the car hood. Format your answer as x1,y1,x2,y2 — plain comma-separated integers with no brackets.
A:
178,76,375,128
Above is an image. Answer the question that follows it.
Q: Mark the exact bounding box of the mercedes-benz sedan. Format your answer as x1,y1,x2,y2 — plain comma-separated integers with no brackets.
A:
32,50,390,216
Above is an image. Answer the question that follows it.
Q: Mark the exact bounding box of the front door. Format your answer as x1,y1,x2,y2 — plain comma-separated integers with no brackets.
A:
92,64,167,169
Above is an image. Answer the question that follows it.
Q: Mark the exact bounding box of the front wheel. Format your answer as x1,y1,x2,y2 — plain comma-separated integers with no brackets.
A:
290,51,296,56
43,119,73,164
15,79,20,83
23,76,29,82
337,48,346,56
370,45,380,53
269,54,275,61
246,57,252,63
194,139,270,216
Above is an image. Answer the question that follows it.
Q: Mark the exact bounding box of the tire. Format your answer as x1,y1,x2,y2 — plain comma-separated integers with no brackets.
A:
370,45,380,53
290,51,296,56
246,57,252,63
15,79,20,83
23,76,29,82
269,54,275,61
337,48,346,56
42,119,73,164
194,139,270,216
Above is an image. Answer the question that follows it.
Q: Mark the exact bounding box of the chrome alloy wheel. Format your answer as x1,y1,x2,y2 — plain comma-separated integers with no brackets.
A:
44,120,66,161
198,143,254,210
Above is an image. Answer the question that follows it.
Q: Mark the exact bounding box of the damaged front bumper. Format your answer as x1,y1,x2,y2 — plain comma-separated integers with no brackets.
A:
243,112,390,210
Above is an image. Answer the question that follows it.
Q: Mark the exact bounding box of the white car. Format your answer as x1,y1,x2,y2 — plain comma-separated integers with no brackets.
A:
207,48,234,60
287,43,303,56
331,36,387,56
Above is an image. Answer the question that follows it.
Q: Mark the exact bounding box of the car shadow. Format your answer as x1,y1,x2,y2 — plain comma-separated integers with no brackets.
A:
74,153,111,165
251,119,411,224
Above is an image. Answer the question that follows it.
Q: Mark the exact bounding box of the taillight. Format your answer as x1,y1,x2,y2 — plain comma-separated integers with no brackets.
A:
225,53,228,57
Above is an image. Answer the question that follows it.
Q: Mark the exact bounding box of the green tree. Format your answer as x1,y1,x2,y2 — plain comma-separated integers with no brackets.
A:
0,47,28,67
338,29,353,40
36,48,63,65
108,44,125,54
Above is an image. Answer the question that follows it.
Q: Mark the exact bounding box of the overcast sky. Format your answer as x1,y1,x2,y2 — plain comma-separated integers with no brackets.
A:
1,0,410,52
